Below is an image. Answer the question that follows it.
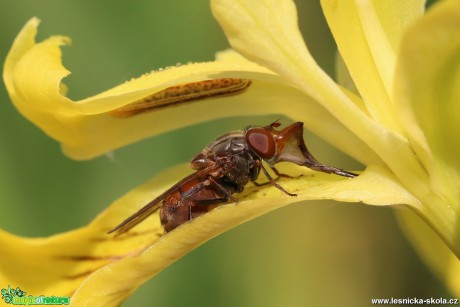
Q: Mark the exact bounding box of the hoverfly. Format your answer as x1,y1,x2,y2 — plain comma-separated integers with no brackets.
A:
109,121,358,235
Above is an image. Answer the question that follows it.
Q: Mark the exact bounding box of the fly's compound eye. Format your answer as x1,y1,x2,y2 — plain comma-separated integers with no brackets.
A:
246,128,276,159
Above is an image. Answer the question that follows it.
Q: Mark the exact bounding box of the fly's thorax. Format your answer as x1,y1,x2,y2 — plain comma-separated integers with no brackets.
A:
190,130,247,169
207,130,247,157
216,149,258,190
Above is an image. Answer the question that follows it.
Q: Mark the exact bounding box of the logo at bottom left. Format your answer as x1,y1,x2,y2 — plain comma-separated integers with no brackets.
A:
1,285,70,305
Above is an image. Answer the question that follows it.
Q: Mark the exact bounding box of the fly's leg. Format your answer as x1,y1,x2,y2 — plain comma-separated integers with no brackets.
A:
252,166,293,187
260,163,297,197
207,177,239,203
178,182,206,199
194,197,229,206
187,176,244,227
270,166,294,179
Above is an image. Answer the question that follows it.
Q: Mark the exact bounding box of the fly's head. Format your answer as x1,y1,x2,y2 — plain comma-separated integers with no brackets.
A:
245,122,358,178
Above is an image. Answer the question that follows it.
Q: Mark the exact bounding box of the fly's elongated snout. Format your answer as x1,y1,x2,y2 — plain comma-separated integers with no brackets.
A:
245,121,358,178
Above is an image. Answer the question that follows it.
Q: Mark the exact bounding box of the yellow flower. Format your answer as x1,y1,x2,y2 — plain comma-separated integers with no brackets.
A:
212,0,460,295
2,0,459,305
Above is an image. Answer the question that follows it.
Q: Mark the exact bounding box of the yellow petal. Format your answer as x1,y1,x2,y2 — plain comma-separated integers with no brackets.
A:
211,0,348,114
0,164,186,302
4,19,375,164
212,0,460,252
1,19,254,159
69,163,417,305
0,161,419,304
210,0,398,157
372,1,425,53
322,0,424,132
394,0,460,206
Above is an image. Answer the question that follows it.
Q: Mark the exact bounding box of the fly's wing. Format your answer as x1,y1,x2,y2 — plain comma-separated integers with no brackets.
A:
108,164,220,236
107,196,163,236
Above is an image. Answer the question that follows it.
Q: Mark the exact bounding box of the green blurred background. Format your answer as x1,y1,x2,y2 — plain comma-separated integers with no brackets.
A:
0,1,450,306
